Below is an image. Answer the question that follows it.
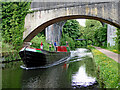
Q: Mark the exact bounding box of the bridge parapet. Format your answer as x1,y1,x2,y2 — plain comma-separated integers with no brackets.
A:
31,2,91,11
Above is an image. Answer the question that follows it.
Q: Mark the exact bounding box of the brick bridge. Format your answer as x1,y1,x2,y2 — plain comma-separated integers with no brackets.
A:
23,1,120,42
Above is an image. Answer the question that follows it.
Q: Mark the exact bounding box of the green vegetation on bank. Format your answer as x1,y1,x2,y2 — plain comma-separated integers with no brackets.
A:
79,20,107,47
61,20,81,50
1,40,14,53
2,2,31,50
81,19,119,54
1,2,31,61
100,28,120,54
87,46,119,88
61,19,108,50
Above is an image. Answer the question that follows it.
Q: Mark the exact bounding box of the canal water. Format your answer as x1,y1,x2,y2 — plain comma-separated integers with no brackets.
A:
2,48,99,89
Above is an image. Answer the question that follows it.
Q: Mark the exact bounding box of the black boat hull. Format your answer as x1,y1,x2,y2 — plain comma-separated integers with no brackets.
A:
19,49,70,68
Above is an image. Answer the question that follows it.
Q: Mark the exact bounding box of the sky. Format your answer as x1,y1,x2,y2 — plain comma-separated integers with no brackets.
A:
76,19,86,27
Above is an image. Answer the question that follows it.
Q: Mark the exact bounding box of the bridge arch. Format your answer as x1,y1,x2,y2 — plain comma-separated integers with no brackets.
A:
24,15,119,42
24,2,120,42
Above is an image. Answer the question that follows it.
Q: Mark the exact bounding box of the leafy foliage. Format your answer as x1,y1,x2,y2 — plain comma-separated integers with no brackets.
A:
60,35,75,50
79,19,107,47
94,24,107,47
1,2,31,50
63,20,81,40
31,35,55,51
114,28,120,51
61,20,81,49
80,19,102,42
61,19,106,49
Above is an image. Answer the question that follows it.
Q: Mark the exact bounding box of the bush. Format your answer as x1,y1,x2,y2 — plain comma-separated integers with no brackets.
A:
2,39,14,52
60,35,75,50
30,35,55,51
1,40,20,61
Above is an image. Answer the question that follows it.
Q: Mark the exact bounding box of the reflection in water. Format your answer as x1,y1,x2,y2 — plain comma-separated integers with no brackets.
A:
2,62,23,88
2,48,99,88
72,65,96,87
22,65,71,88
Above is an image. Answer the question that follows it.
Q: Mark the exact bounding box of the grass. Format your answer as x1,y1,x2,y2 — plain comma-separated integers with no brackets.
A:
87,45,120,88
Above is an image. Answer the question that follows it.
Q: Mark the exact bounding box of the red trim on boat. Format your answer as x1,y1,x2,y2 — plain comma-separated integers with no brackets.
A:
35,48,41,50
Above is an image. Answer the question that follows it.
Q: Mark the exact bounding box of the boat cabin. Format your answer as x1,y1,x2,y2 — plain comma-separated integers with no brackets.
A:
57,46,70,52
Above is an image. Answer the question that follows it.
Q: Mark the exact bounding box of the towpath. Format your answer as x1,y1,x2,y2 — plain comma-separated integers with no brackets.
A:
92,46,120,63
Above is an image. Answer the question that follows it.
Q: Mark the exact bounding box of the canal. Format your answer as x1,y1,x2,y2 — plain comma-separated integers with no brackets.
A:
2,48,99,88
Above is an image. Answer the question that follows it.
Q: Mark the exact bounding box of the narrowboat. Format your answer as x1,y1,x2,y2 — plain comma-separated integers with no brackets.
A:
19,46,70,68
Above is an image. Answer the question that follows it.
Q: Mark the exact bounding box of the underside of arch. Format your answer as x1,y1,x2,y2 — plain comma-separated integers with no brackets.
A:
24,15,120,42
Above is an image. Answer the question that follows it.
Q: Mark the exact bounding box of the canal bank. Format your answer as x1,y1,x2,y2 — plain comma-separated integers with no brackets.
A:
92,46,119,63
88,46,119,88
2,48,99,89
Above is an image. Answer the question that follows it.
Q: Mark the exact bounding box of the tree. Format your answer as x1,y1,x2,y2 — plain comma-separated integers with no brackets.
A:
62,20,81,40
81,19,102,40
62,20,81,49
79,19,103,46
94,24,107,46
